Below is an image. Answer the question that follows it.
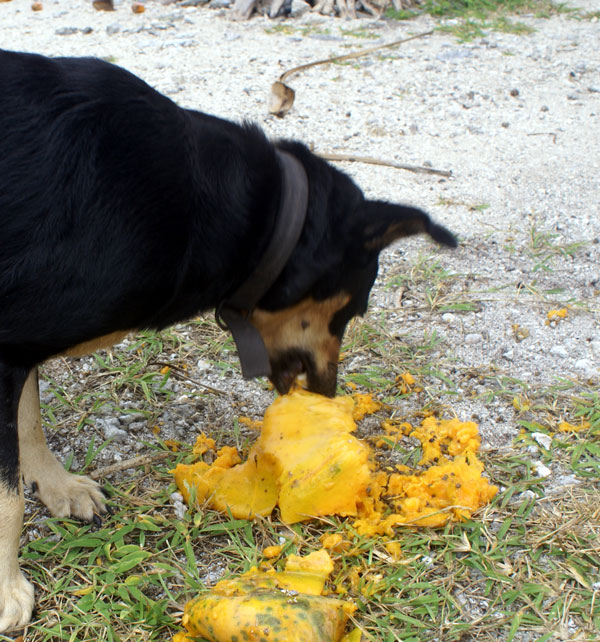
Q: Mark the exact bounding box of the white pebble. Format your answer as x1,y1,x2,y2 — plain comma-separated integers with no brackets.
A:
531,432,552,450
550,345,568,359
575,358,597,379
465,333,483,344
196,359,211,373
532,461,552,478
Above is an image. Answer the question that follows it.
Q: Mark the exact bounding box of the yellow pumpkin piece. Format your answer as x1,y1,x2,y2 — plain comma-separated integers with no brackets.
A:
259,391,372,523
172,453,280,519
213,446,242,468
174,390,372,524
202,452,281,519
172,461,211,504
181,590,355,642
164,439,180,452
400,372,415,386
193,432,215,455
321,533,350,553
354,415,497,534
386,453,498,526
558,420,590,433
262,545,283,559
214,550,334,598
351,393,381,421
239,416,263,431
341,629,362,642
546,308,568,324
282,550,334,595
384,541,402,561
175,550,355,642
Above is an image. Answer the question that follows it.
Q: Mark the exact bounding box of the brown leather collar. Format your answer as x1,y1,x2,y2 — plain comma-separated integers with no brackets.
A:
216,150,308,379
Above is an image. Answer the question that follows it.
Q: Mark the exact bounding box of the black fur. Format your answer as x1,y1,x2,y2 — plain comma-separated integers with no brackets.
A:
0,49,456,490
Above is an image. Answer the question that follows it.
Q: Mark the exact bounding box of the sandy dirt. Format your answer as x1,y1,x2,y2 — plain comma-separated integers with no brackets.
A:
1,0,598,604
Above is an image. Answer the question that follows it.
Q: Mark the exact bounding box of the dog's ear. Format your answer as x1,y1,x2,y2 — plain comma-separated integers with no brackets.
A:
359,200,457,252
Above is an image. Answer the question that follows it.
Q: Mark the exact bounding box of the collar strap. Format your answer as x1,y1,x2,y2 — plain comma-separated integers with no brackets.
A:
216,150,309,379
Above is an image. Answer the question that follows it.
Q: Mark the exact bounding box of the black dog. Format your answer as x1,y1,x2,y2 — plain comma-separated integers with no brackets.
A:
0,48,456,631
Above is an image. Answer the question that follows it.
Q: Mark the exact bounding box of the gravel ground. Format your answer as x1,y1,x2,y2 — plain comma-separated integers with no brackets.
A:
1,0,598,516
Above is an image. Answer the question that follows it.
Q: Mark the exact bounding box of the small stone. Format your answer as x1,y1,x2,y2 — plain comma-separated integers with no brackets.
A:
550,345,568,359
197,359,211,373
441,313,454,323
55,27,78,35
131,1,145,12
510,88,520,97
106,23,121,35
31,2,43,10
98,418,128,442
517,489,536,501
540,105,549,112
501,121,510,128
575,358,596,379
104,425,128,441
291,0,310,16
464,333,483,345
531,432,552,450
532,461,552,478
119,413,145,425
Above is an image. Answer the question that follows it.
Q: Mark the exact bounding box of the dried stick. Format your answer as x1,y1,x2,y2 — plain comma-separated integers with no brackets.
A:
90,451,171,480
317,152,453,177
278,30,434,84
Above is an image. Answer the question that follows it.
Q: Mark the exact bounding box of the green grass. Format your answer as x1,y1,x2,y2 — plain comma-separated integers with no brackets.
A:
4,237,599,641
386,0,577,41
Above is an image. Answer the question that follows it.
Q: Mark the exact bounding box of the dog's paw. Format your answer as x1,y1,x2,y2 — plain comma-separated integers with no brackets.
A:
32,468,106,522
0,570,34,633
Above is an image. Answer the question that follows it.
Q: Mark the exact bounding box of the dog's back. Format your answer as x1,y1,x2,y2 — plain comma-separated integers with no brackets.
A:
0,51,280,364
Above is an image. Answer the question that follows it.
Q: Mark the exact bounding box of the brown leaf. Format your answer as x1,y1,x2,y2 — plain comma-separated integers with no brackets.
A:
269,81,295,118
92,0,115,10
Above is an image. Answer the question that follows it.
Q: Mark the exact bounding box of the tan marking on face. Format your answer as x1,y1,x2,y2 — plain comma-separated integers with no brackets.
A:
59,331,131,358
250,294,350,386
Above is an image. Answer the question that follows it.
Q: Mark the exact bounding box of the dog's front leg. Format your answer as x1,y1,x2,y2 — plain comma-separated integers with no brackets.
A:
19,369,106,521
0,363,35,633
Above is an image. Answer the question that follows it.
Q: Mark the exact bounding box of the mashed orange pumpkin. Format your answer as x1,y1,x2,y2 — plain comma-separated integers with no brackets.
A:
173,391,497,532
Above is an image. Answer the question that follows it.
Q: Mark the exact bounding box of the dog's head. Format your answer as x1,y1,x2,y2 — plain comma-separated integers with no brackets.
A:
249,143,457,397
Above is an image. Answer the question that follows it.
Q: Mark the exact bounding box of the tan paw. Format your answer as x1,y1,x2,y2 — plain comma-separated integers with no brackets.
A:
32,468,106,521
0,570,34,633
